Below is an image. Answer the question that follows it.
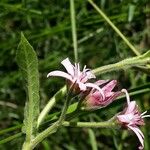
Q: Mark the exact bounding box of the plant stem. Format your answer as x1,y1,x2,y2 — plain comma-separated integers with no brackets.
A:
0,124,22,135
62,120,117,128
37,86,66,128
88,0,140,56
93,54,150,75
32,118,116,149
0,133,22,145
22,141,31,150
70,0,78,62
31,86,73,149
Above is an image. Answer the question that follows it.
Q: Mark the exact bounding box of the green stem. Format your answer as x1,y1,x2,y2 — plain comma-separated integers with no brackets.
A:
37,86,66,128
88,0,140,56
31,121,58,149
93,55,150,76
31,86,73,149
62,120,117,128
32,117,116,149
0,124,22,135
0,133,22,145
70,0,78,62
22,141,31,150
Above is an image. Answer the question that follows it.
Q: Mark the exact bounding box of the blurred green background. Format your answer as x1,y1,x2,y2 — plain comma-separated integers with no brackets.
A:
0,0,150,149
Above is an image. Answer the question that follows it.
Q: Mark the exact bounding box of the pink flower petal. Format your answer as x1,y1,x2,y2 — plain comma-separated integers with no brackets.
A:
95,80,109,86
117,114,132,123
102,80,117,93
77,63,81,77
121,89,130,105
47,71,72,81
86,70,96,79
107,91,121,99
78,82,87,91
61,58,74,76
128,125,144,148
85,83,105,99
125,101,136,114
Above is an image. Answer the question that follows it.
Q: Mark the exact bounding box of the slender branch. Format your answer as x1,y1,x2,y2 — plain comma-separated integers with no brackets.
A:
93,55,150,76
70,0,78,62
32,118,117,149
37,86,66,128
62,120,117,128
32,85,74,149
0,133,22,145
88,0,140,56
0,124,22,135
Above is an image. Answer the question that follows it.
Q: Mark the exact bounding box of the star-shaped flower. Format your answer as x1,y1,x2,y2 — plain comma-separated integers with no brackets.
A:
117,89,150,149
47,58,104,97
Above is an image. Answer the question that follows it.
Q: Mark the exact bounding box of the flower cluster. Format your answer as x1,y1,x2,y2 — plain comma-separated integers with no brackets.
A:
47,58,121,109
47,58,149,149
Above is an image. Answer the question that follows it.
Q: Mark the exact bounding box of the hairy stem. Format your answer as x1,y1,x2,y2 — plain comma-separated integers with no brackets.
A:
93,55,150,75
31,86,74,149
62,120,117,128
37,86,66,128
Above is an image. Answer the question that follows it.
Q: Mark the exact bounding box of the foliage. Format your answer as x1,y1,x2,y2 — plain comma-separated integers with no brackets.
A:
0,0,150,150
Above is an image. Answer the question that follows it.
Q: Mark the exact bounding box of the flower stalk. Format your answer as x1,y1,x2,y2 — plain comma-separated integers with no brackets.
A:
32,118,117,149
37,86,67,128
93,53,150,76
62,120,117,128
31,84,75,149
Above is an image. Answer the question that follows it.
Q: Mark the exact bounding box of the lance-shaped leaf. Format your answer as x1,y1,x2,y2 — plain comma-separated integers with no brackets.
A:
16,33,40,140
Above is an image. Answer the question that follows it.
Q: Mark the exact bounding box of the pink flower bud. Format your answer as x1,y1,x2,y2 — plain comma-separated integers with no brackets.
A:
83,80,122,110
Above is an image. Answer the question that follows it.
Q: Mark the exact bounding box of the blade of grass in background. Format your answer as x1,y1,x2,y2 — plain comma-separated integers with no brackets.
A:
70,0,78,62
88,0,140,56
88,129,98,150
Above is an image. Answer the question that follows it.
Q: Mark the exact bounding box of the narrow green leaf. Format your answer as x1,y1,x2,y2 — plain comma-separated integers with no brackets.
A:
0,124,22,135
16,33,40,140
128,4,136,22
88,129,98,150
0,133,22,145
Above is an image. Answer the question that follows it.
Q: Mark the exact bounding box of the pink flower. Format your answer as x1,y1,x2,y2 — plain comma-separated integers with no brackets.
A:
83,80,122,110
117,89,150,149
47,58,104,97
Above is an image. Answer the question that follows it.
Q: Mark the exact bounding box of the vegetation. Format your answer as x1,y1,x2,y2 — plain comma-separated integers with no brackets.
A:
0,0,150,149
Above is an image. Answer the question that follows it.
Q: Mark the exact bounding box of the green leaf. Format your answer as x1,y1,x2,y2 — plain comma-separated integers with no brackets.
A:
16,33,40,140
0,133,22,145
128,4,136,22
88,129,98,150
